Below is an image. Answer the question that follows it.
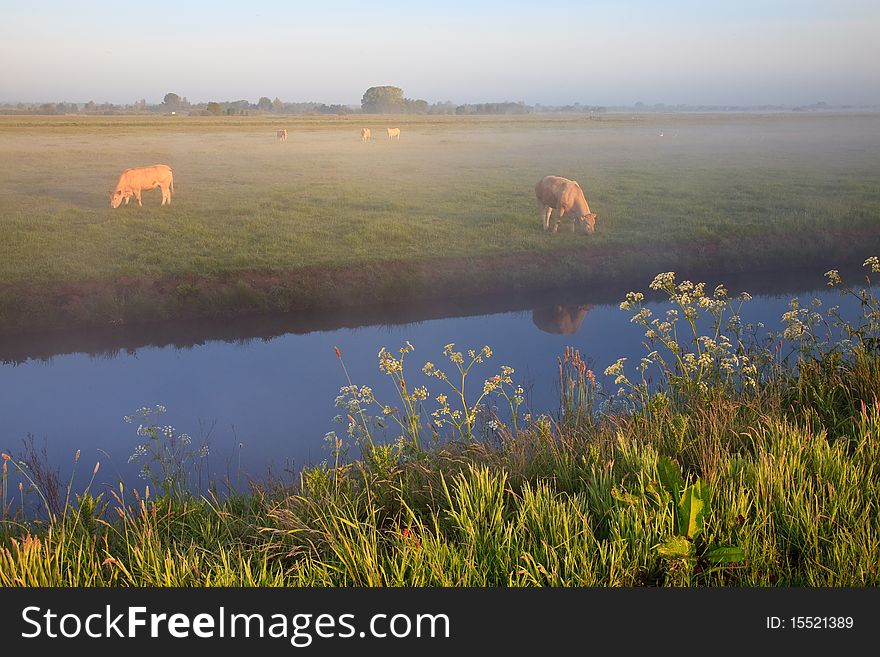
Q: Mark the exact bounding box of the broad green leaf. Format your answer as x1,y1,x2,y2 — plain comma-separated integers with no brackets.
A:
656,536,694,559
704,546,745,564
678,480,707,540
657,456,684,497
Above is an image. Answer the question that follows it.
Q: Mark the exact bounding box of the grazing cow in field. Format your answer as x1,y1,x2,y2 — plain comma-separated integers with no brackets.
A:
535,175,597,233
277,129,288,142
532,304,593,335
110,164,174,208
361,127,371,141
387,127,401,140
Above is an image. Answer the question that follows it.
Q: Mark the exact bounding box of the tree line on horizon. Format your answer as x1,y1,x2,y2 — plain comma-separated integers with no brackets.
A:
1,85,847,117
0,86,608,116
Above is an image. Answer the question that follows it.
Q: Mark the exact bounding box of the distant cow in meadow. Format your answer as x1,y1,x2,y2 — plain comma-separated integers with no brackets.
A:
110,164,174,208
387,127,401,140
361,127,371,141
535,175,597,234
277,129,288,142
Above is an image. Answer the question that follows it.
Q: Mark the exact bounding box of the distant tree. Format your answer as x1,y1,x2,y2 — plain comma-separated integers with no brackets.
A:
163,93,181,111
84,100,97,113
206,101,223,115
272,97,284,112
404,98,429,114
257,96,273,112
428,101,457,115
361,86,405,113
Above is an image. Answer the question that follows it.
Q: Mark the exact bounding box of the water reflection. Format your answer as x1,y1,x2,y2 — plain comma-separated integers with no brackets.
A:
532,305,593,335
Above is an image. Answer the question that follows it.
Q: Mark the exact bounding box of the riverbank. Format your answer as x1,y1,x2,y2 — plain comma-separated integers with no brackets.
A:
4,228,880,334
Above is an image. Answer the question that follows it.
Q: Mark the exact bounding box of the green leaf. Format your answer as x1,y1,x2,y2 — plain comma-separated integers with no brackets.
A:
704,546,745,564
677,480,707,540
657,456,684,498
646,479,672,508
611,486,640,506
656,536,694,559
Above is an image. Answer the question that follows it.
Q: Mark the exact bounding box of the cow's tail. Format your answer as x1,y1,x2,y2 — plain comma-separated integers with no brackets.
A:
170,169,174,195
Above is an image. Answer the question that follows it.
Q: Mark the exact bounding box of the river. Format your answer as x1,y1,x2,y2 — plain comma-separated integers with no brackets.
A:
0,266,866,501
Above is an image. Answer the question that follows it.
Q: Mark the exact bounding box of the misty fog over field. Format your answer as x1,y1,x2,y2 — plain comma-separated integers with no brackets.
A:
2,113,879,286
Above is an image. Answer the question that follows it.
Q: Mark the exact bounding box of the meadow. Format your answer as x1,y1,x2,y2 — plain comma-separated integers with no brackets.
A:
2,112,880,330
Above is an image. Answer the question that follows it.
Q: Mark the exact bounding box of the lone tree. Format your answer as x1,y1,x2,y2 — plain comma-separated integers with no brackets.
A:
361,86,405,113
162,92,181,110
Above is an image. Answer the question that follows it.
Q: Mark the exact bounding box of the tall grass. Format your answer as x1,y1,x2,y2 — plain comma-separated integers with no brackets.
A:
2,260,880,586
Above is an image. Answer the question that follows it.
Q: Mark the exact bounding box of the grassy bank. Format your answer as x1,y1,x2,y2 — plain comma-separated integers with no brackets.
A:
2,113,880,331
2,261,879,586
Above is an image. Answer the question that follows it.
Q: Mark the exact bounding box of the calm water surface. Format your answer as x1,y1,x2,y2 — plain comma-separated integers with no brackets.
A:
0,271,863,496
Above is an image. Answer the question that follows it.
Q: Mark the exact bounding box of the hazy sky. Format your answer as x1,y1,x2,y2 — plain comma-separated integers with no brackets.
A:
2,0,878,106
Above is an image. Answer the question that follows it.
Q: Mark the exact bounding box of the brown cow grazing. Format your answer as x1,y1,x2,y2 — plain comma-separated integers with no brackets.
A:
110,164,174,208
387,127,401,140
277,129,288,142
361,127,371,141
535,175,597,233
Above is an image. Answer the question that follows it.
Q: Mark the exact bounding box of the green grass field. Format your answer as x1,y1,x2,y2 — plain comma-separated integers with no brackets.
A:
2,112,880,329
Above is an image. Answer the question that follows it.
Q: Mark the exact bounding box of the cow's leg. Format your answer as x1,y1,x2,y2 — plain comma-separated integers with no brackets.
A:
134,190,143,206
553,207,564,233
542,206,553,231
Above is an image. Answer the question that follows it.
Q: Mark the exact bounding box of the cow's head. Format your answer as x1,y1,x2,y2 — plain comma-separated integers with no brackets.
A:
109,189,129,208
580,213,597,234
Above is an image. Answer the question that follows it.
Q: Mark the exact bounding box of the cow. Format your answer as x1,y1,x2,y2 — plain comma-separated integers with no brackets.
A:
532,304,593,335
110,164,174,208
387,127,401,140
535,175,597,233
361,127,371,141
277,129,288,142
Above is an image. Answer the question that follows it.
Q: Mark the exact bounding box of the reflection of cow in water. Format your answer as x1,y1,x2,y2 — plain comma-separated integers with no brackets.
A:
532,304,593,335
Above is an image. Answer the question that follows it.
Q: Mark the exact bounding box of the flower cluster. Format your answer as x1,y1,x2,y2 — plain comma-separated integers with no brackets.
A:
612,271,758,403
335,342,526,452
124,405,209,499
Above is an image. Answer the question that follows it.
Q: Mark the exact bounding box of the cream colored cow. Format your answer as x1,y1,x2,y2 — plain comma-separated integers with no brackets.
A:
361,127,371,141
535,175,597,233
110,164,174,208
277,129,288,142
386,127,401,140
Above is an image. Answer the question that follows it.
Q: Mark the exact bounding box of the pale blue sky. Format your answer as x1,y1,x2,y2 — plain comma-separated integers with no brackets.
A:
1,1,878,106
